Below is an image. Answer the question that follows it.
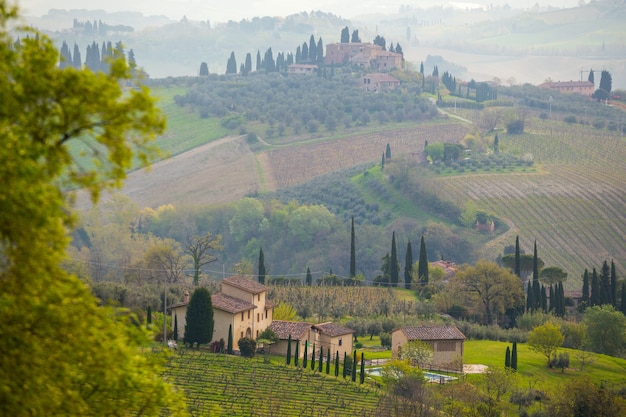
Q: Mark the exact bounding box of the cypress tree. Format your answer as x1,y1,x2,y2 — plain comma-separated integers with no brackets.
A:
514,235,521,277
310,343,316,370
418,235,429,286
526,280,534,312
390,232,399,287
532,241,541,310
404,240,413,290
505,346,511,368
511,342,518,371
351,350,357,382
620,282,626,315
494,134,499,153
549,285,555,313
590,267,600,306
316,37,324,64
72,43,81,69
360,352,365,384
294,341,300,367
306,267,312,286
540,284,547,313
335,351,339,377
611,260,618,307
183,287,214,348
303,340,308,368
226,324,233,354
582,269,590,307
286,334,292,365
326,348,331,374
381,152,385,169
256,50,261,71
147,305,152,326
350,216,356,278
258,248,266,284
558,281,566,317
385,143,392,159
318,346,323,372
173,315,178,341
600,260,610,305
342,352,348,378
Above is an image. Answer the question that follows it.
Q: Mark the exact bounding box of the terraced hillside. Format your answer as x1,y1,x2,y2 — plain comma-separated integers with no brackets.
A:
435,118,626,286
164,350,385,417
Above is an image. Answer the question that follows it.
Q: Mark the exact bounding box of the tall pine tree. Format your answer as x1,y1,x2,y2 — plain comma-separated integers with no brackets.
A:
418,235,429,287
350,217,356,278
183,287,214,348
581,269,590,308
258,248,266,284
590,267,600,306
390,232,399,287
511,342,518,371
404,240,413,290
286,334,292,365
514,235,521,277
532,241,541,311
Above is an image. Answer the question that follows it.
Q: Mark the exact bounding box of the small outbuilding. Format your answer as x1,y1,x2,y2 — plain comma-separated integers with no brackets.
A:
391,325,466,372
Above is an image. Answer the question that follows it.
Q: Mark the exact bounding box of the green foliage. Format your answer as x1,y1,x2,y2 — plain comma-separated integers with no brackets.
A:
398,340,434,367
184,287,215,348
583,304,626,356
527,322,564,366
238,337,257,358
0,4,186,414
506,119,525,134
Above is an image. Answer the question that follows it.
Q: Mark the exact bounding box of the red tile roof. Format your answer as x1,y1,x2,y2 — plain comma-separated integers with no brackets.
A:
212,293,256,314
269,320,312,340
313,322,354,337
398,326,465,341
222,275,268,294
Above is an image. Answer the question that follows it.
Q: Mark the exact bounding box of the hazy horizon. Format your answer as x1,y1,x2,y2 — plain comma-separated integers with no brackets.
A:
18,0,582,23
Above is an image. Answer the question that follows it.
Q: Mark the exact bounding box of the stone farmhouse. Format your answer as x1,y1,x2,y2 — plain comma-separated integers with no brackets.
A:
391,325,466,372
538,80,594,96
170,277,353,359
170,275,274,343
325,42,402,71
361,73,400,92
269,320,355,360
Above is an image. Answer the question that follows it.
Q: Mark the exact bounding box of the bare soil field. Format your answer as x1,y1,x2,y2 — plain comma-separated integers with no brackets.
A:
86,136,262,209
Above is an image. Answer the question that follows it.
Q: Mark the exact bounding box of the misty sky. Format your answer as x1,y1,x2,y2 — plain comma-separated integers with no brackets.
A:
18,0,581,23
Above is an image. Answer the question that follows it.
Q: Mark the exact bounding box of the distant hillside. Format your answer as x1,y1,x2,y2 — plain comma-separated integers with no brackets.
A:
28,3,626,86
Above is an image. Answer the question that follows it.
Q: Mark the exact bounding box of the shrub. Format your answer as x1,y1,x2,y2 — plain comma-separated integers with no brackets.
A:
380,332,392,349
563,115,577,124
592,118,606,129
506,119,524,134
238,337,256,358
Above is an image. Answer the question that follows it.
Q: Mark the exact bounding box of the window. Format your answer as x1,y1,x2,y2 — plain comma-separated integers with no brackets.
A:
338,339,342,346
265,310,268,319
258,294,260,302
257,313,260,322
247,311,250,319
256,330,259,338
241,331,244,339
241,312,244,321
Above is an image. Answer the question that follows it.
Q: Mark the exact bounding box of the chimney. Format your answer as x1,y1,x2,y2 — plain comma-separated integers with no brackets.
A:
184,290,190,303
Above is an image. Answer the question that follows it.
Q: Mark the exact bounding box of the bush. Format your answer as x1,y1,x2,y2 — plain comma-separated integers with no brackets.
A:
380,332,392,349
506,119,524,134
238,337,256,358
592,118,606,129
563,115,577,124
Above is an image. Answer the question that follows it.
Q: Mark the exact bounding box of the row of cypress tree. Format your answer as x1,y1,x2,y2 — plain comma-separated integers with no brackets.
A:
285,335,366,383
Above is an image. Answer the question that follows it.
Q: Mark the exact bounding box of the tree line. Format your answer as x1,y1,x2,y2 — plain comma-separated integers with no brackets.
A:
58,39,137,73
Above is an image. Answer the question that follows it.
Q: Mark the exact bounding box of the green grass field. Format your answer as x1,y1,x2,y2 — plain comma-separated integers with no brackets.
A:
464,340,626,391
